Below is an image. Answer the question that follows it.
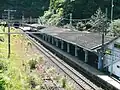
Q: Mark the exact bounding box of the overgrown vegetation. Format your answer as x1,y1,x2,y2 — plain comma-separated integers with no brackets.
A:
107,19,120,36
0,26,75,90
0,26,44,90
87,8,107,32
1,0,120,20
75,8,108,32
40,0,65,26
39,0,120,27
0,0,49,18
29,59,38,70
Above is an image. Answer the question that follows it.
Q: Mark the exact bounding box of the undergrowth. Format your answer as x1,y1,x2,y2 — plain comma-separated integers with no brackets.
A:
0,26,75,90
0,26,44,90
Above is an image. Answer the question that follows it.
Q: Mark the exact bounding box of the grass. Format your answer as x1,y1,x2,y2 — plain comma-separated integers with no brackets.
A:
0,27,28,90
0,26,44,90
0,26,75,90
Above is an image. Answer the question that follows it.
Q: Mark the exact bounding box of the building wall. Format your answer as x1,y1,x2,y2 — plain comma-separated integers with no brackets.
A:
105,38,120,77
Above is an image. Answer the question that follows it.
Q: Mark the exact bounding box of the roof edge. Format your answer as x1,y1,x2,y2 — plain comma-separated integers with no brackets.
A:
91,35,120,50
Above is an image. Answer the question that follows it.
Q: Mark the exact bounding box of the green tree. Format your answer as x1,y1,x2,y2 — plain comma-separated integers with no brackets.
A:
87,8,107,32
40,0,65,26
1,0,120,19
108,19,120,36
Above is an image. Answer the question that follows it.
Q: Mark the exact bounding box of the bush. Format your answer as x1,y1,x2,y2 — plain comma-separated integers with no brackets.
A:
28,59,38,70
0,60,7,71
27,73,43,89
0,78,5,90
76,22,85,31
47,14,62,26
39,10,53,24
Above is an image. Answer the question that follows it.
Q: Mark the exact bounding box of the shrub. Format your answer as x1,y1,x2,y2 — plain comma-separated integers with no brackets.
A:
27,73,43,89
59,76,67,88
76,22,85,31
39,10,53,24
0,78,5,90
46,67,56,74
28,59,38,70
0,60,7,71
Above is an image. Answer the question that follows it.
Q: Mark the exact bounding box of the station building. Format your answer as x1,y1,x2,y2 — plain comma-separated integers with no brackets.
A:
27,25,120,78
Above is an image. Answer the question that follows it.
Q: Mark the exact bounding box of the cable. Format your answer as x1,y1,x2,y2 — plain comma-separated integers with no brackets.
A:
63,18,90,21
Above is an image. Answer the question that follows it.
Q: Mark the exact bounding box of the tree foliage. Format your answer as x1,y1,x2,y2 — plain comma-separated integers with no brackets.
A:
0,0,49,18
1,0,120,20
76,8,108,32
108,19,120,36
40,0,65,26
87,8,107,32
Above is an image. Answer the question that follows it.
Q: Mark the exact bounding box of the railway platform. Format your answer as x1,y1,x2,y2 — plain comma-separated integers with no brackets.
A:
32,33,120,90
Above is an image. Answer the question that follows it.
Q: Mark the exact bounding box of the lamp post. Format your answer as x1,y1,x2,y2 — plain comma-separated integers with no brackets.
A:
70,13,72,30
111,0,114,23
4,9,16,58
110,0,114,76
69,0,75,31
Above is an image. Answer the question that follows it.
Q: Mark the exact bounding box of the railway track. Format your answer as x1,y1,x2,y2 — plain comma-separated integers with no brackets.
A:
111,76,120,84
42,68,62,90
21,30,102,90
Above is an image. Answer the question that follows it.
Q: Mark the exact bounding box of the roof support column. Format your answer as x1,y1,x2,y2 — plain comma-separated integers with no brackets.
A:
61,40,64,49
45,34,47,41
42,34,44,40
84,49,88,63
75,46,78,57
56,39,58,47
48,36,50,42
67,43,70,53
52,37,54,44
98,51,103,70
